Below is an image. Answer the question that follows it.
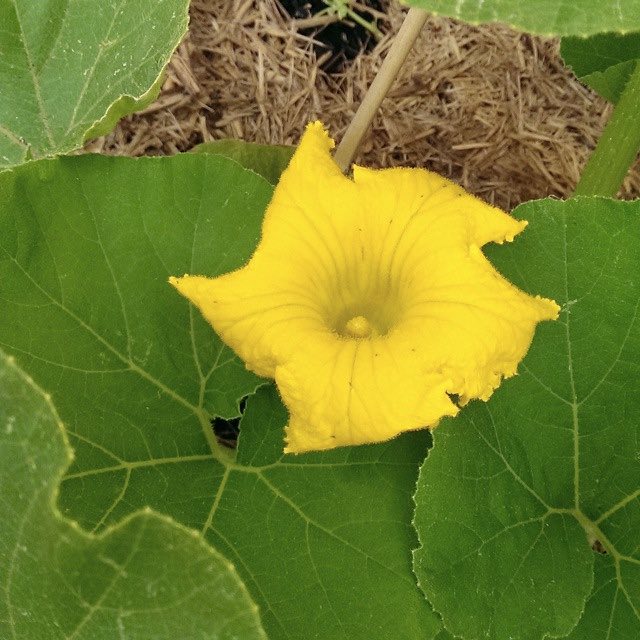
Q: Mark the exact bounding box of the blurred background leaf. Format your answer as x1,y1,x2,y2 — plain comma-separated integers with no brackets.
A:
0,0,189,168
561,32,640,103
0,349,266,640
403,0,640,36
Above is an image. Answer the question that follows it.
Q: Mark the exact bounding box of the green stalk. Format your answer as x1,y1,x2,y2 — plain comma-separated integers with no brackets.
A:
346,9,382,38
334,8,429,172
574,61,640,198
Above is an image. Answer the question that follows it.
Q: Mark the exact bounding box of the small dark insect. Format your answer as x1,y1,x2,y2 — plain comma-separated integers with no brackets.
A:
211,396,248,449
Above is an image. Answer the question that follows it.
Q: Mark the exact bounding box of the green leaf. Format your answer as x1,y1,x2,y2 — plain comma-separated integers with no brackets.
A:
561,33,640,102
191,140,294,185
402,0,640,36
0,0,189,168
434,629,457,640
0,348,266,639
0,154,441,640
216,384,440,639
565,554,640,640
413,197,640,640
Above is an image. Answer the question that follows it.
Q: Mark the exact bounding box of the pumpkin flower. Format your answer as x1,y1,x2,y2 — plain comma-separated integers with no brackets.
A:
170,122,558,453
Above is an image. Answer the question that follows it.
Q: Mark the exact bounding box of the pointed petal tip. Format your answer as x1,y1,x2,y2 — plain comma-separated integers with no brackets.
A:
168,274,193,293
272,120,342,197
504,218,528,242
539,296,561,320
305,120,335,150
168,274,216,308
485,215,528,246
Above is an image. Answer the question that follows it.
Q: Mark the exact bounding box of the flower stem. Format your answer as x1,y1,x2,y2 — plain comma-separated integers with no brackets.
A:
334,8,429,172
574,61,640,198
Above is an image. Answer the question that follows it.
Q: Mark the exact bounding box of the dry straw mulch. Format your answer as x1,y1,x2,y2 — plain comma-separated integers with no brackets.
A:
87,0,640,210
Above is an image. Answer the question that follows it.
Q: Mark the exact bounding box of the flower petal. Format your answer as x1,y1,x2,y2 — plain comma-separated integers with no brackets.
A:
278,335,458,453
169,270,324,378
169,122,363,378
351,165,527,246
170,121,559,453
396,250,559,403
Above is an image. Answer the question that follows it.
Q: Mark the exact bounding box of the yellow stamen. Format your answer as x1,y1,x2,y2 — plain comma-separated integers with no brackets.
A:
344,315,372,338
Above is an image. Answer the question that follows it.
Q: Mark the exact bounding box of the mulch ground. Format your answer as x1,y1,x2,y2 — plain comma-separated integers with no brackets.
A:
86,0,640,210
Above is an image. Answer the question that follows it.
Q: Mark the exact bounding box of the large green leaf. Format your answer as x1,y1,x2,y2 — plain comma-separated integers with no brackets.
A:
413,198,640,640
561,33,640,103
0,348,266,639
0,154,440,640
191,140,294,185
0,0,189,168
402,0,640,36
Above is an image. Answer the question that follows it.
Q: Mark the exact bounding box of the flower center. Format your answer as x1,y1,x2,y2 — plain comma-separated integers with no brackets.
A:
330,295,402,339
344,315,373,338
321,252,410,339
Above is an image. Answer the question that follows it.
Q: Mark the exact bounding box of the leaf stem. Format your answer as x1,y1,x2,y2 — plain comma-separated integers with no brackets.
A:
574,61,640,198
344,7,383,39
333,8,429,172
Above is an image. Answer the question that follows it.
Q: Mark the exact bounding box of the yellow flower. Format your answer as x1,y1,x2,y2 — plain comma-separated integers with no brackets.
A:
170,122,558,453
